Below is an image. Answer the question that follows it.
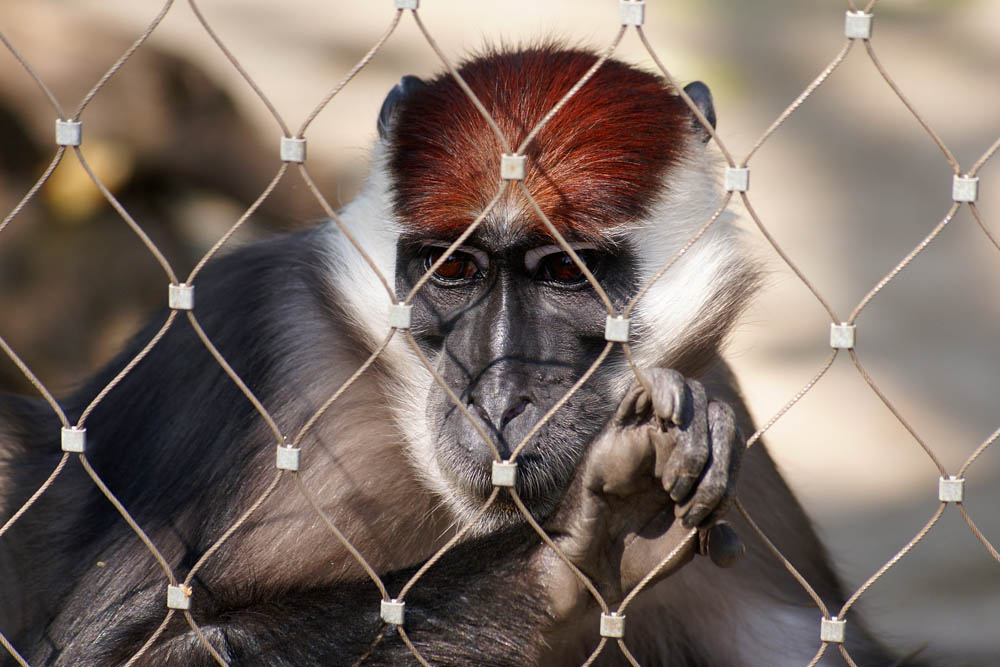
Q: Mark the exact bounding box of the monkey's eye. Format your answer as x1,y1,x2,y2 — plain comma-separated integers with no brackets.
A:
525,245,601,286
423,246,485,283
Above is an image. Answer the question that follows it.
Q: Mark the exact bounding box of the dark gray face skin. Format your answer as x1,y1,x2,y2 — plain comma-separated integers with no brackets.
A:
395,224,639,521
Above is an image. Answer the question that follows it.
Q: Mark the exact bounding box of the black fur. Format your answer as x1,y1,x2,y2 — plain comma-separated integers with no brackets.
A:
97,527,547,666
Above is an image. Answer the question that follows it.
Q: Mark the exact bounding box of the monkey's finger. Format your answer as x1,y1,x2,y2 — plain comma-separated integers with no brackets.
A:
615,384,645,423
645,368,686,426
651,423,677,479
620,510,696,590
635,387,651,420
680,400,740,527
699,521,744,568
598,428,654,495
661,381,710,502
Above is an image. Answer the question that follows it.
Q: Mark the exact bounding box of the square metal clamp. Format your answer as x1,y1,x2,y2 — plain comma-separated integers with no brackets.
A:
938,476,964,503
388,303,413,330
844,12,873,40
492,460,517,487
55,120,82,147
381,598,405,625
61,426,86,453
276,445,302,471
820,616,845,643
620,1,645,26
952,176,979,203
604,316,630,343
501,154,526,181
167,584,192,610
829,323,856,350
724,167,749,193
280,137,306,163
600,612,625,638
168,283,195,311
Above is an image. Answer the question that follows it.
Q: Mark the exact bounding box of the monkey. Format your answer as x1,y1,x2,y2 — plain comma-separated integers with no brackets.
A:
0,46,907,666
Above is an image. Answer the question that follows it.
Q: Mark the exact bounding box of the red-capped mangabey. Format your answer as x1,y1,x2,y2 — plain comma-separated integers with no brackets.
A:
0,46,904,665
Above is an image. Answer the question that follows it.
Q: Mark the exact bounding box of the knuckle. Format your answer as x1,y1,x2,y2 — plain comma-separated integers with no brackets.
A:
684,376,706,394
707,400,736,425
648,367,685,387
696,477,727,505
670,476,697,503
707,401,742,453
683,451,709,476
685,378,708,404
668,448,707,483
685,500,716,527
647,369,686,422
690,469,731,509
686,510,709,527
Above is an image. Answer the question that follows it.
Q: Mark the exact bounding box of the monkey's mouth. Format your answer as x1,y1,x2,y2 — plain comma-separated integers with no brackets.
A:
438,446,575,524
429,387,605,525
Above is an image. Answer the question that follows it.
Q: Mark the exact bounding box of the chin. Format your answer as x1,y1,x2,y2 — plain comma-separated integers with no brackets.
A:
438,448,572,531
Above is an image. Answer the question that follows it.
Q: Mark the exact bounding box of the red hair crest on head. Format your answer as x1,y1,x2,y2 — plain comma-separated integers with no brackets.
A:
387,45,693,242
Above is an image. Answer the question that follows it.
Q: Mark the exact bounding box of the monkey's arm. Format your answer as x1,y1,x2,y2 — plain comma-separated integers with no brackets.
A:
112,528,550,666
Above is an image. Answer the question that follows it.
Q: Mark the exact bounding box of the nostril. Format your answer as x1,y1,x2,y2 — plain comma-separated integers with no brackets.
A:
500,397,530,429
470,403,491,425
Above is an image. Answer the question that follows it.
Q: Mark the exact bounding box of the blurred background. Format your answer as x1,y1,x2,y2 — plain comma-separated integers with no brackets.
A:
0,0,997,663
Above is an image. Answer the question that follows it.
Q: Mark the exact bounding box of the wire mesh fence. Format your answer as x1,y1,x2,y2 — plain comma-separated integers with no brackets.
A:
0,0,997,665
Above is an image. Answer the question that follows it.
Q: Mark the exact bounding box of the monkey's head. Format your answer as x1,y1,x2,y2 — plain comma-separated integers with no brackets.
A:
332,46,755,527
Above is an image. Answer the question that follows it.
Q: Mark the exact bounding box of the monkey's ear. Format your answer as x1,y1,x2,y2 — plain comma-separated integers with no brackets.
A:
378,75,427,140
682,81,716,143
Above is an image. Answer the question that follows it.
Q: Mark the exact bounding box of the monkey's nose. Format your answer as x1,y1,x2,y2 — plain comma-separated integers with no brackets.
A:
468,395,531,434
500,397,530,429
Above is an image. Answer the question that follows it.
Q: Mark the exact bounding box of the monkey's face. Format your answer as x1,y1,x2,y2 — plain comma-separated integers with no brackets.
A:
396,227,636,523
369,49,751,527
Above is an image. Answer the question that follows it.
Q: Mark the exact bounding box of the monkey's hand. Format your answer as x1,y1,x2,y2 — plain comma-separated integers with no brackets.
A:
537,368,744,623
